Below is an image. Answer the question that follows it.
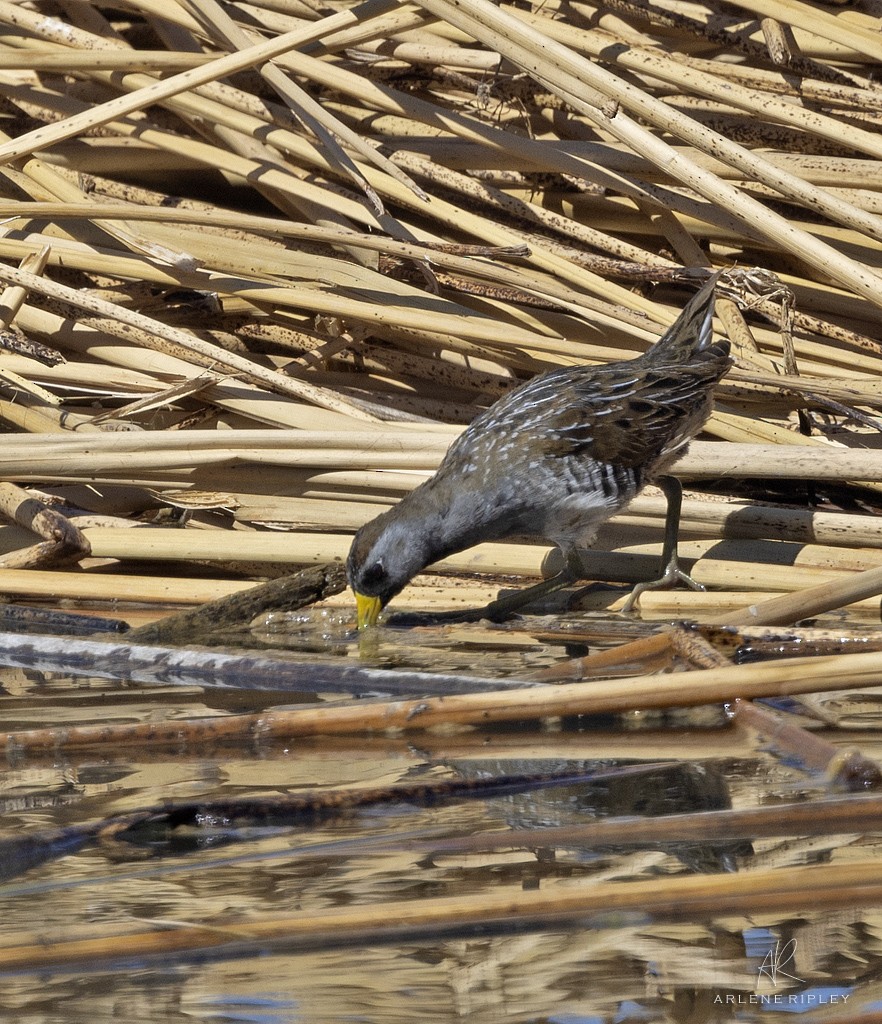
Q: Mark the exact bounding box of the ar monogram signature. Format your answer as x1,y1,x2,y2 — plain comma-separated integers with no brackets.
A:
757,939,804,986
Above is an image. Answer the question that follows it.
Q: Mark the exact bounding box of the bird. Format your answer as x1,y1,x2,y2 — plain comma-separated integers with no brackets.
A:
348,272,731,628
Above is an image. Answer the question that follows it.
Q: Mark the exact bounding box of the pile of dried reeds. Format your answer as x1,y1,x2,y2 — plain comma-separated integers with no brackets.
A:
0,0,881,618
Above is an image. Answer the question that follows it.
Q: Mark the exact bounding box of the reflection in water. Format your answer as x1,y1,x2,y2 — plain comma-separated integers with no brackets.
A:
1,621,880,1023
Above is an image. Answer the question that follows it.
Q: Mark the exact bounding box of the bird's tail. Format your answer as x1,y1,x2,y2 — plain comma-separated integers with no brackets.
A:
641,271,725,366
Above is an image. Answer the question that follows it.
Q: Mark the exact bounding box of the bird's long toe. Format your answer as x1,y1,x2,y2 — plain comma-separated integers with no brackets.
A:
621,556,705,613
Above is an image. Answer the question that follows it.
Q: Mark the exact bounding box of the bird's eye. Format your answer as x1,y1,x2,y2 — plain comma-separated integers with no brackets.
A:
361,560,387,589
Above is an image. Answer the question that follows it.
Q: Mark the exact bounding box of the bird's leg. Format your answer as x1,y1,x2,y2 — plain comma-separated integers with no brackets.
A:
621,476,705,613
386,550,582,626
481,548,584,621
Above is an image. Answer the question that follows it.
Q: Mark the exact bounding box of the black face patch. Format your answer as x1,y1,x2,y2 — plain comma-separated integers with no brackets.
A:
360,560,388,593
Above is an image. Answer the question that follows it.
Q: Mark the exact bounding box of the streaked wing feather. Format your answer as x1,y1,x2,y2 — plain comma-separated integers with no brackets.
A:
547,359,726,468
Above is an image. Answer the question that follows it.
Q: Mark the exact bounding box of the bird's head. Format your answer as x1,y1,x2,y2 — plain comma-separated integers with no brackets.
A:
347,509,433,628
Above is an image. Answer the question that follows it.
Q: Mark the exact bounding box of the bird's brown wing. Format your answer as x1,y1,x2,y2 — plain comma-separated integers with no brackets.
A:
546,358,727,469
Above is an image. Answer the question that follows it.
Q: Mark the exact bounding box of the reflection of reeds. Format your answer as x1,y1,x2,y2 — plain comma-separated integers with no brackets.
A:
2,856,882,971
0,628,881,747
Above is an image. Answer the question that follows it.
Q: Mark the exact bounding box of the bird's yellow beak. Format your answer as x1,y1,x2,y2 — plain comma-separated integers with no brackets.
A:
355,591,383,629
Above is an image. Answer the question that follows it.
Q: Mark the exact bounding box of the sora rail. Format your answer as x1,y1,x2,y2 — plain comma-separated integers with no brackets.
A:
348,273,731,628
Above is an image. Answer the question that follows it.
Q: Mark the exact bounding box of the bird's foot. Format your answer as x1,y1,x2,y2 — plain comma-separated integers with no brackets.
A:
621,557,705,614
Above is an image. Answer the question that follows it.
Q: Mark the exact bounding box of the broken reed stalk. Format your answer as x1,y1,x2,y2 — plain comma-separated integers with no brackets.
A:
538,556,882,680
3,859,882,971
531,11,882,171
0,0,406,170
0,567,859,620
0,436,878,483
124,561,347,644
732,698,882,788
60,526,882,605
724,0,882,61
0,568,249,605
0,482,89,553
1,6,872,354
623,493,882,549
714,561,882,627
0,198,514,257
0,263,383,420
3,642,882,750
407,0,882,303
